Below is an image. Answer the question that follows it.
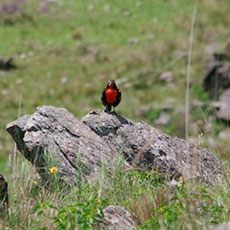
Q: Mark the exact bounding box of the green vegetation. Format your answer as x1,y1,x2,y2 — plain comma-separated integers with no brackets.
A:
1,152,230,229
0,0,230,229
0,0,229,172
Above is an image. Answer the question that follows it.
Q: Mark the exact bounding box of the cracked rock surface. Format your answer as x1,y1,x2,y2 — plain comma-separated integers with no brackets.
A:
99,205,136,230
6,106,221,185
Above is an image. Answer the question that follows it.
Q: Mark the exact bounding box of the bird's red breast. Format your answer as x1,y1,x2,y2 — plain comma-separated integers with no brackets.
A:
105,88,118,104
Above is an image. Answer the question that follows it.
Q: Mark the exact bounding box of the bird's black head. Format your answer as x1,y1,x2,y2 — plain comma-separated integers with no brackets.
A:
107,80,117,89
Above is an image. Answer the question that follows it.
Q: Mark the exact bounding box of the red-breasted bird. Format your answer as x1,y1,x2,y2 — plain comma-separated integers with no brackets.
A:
101,80,121,112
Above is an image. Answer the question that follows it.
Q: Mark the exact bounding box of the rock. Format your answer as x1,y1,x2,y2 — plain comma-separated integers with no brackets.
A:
0,174,8,219
191,100,206,107
0,56,15,70
99,206,136,230
82,110,221,182
216,89,230,121
153,112,171,125
88,4,94,11
37,2,51,14
203,59,230,99
6,106,221,185
203,52,230,123
0,1,19,14
159,71,173,82
209,222,230,230
213,53,230,61
174,50,187,59
219,129,230,139
128,38,139,44
6,106,117,186
205,44,223,55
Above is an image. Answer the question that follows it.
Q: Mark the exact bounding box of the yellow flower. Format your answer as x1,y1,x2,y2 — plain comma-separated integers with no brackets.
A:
32,181,37,185
49,166,58,173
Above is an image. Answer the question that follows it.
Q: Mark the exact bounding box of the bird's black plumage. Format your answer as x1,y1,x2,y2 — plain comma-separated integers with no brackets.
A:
101,80,121,112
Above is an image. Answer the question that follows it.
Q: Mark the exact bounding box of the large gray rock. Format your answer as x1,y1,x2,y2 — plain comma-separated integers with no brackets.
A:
6,106,221,185
82,110,221,182
6,106,116,185
100,206,136,230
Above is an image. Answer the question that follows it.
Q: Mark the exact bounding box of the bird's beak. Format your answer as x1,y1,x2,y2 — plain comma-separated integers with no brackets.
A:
108,82,113,88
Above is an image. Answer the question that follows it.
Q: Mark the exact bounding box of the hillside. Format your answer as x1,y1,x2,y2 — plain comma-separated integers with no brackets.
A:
0,0,230,229
0,0,229,171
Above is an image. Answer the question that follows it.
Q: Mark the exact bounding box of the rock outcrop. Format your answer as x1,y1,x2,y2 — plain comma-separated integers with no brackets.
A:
99,206,136,230
6,106,221,185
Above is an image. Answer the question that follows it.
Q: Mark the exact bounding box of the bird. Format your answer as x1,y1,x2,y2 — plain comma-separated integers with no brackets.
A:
101,80,121,112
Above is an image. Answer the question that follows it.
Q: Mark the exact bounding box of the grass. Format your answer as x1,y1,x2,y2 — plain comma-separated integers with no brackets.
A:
0,0,230,228
1,150,230,230
0,0,229,173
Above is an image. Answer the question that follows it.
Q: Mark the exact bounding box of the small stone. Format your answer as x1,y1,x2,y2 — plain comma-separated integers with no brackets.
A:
136,1,142,7
159,71,173,82
15,79,23,85
154,112,171,125
20,53,27,59
147,33,154,39
100,206,136,230
153,17,158,23
191,100,206,107
124,82,133,88
88,4,94,11
219,129,230,139
123,10,129,16
205,43,223,55
216,89,230,121
174,50,187,59
128,38,139,44
104,4,110,11
60,76,68,84
116,77,128,85
1,89,8,95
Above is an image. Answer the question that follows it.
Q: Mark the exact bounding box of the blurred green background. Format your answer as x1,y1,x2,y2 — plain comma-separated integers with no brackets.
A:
0,0,229,173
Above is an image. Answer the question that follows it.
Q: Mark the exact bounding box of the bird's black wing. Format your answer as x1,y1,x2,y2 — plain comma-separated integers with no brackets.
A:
113,89,121,107
101,88,108,106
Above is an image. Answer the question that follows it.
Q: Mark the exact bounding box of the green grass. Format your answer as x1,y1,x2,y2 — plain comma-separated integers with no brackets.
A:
0,1,228,139
1,151,230,229
0,0,230,227
0,1,230,229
